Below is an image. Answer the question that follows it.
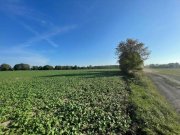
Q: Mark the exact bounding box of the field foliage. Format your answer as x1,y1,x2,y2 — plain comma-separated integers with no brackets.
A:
0,69,180,134
0,69,131,134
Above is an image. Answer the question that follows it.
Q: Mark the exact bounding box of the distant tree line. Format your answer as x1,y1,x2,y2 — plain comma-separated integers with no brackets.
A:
148,63,180,68
0,63,119,71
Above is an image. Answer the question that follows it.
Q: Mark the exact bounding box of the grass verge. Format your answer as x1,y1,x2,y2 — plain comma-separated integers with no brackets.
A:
128,73,180,135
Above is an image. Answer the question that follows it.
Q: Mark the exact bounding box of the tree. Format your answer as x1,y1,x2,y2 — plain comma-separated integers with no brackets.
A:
38,66,43,70
0,64,12,71
31,66,39,70
43,65,54,70
72,65,78,70
87,65,92,69
55,66,62,70
116,39,150,74
14,63,30,70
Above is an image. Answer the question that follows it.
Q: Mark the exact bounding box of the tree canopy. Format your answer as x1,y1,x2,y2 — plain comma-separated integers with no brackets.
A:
116,39,150,74
43,65,54,70
14,63,30,70
0,64,12,71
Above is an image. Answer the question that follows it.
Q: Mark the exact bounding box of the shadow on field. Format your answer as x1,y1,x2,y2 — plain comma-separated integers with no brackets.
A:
39,70,124,78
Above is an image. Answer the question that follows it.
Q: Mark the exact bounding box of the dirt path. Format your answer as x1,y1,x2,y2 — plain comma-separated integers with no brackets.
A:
144,69,180,113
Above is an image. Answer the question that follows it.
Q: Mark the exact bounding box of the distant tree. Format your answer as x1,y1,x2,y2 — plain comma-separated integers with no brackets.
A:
43,65,54,70
80,66,86,69
87,65,92,69
31,66,39,70
38,66,43,70
62,66,72,70
116,39,150,74
55,66,62,70
14,63,30,70
68,66,72,70
149,63,180,69
72,65,78,70
0,64,12,71
60,66,66,70
60,66,64,70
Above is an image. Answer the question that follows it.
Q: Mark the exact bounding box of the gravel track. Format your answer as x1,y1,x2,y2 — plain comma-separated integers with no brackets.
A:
144,69,180,113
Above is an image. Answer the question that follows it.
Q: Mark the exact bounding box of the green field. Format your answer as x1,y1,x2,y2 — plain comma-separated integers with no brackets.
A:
151,68,180,82
154,68,180,76
0,69,131,134
0,69,180,134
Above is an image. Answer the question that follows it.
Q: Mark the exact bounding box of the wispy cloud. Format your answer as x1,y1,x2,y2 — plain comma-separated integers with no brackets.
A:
16,21,76,48
0,0,32,16
0,0,77,48
0,0,77,65
18,23,76,48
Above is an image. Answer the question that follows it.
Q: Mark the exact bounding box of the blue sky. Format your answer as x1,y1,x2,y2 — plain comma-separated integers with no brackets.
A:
0,0,180,66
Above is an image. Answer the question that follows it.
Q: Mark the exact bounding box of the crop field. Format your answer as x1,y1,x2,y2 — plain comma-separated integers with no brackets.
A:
153,68,180,75
0,69,131,134
152,68,180,82
1,69,180,134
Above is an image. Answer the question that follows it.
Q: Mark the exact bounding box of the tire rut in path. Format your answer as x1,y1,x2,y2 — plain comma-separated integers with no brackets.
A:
147,73,180,113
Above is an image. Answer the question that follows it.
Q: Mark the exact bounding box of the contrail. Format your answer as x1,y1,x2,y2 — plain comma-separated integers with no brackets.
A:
17,21,59,48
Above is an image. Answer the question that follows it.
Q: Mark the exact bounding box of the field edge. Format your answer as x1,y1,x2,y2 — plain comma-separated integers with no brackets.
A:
128,73,180,134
